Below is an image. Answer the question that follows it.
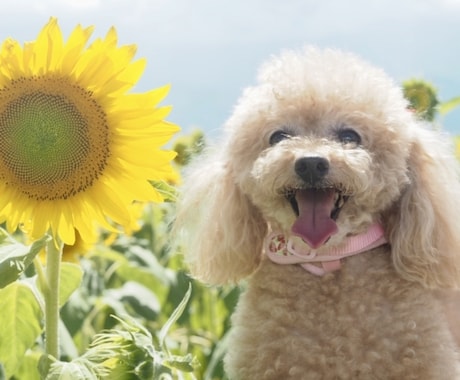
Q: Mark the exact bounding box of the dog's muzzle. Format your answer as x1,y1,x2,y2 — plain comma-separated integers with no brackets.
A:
284,157,348,249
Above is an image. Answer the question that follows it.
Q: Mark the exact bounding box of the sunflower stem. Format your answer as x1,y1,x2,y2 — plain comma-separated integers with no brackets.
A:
43,238,63,362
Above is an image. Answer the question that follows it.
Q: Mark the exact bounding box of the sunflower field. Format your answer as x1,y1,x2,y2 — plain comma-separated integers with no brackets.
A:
0,18,234,380
0,18,460,380
0,124,235,379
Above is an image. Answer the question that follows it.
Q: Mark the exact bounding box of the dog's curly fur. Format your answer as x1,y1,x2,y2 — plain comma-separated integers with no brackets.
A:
174,47,460,379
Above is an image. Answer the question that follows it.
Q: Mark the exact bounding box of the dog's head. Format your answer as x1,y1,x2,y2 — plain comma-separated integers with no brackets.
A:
175,47,460,288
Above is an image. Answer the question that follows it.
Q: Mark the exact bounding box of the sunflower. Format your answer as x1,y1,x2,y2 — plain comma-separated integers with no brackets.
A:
0,18,179,245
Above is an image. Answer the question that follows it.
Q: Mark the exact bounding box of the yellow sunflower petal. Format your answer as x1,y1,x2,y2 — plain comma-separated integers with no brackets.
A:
0,39,23,81
113,85,171,111
31,17,64,74
97,58,146,95
61,24,95,75
55,204,76,245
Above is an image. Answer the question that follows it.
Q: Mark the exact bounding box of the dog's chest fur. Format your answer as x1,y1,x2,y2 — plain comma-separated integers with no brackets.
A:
225,247,460,380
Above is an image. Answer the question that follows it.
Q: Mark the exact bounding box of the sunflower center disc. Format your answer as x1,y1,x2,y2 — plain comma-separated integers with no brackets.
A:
0,76,110,200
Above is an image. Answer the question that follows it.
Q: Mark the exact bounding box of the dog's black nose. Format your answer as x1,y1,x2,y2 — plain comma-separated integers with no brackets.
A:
294,157,329,185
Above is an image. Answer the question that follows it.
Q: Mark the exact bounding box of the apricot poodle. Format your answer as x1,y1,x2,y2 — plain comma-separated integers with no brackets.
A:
174,47,460,379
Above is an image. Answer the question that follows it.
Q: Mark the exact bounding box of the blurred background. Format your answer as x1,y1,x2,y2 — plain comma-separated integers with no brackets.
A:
1,0,459,138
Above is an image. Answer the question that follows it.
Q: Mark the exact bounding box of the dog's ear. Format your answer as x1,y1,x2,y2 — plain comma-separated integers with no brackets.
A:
173,153,267,285
385,127,460,288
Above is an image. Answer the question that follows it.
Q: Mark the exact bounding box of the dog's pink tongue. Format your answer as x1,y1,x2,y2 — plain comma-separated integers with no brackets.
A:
291,189,338,249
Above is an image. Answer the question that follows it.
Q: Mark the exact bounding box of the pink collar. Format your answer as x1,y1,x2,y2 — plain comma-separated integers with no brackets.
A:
265,223,387,276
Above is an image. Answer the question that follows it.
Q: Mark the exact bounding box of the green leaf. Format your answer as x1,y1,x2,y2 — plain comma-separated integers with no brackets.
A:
0,230,51,288
105,281,161,320
59,262,83,307
439,96,460,115
0,282,42,377
14,349,42,380
159,283,192,348
46,359,99,380
116,263,169,303
151,180,177,202
126,245,173,285
164,354,198,373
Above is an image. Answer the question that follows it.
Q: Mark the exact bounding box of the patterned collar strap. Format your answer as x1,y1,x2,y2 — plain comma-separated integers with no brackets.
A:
265,223,387,276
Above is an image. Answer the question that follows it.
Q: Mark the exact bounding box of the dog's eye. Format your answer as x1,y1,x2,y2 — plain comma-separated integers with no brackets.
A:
337,128,361,145
269,130,291,145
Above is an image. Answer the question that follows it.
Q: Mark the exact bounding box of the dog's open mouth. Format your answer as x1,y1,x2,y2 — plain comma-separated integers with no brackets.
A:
286,188,348,249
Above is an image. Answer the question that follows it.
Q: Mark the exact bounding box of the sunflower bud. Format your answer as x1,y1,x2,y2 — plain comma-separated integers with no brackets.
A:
402,79,439,122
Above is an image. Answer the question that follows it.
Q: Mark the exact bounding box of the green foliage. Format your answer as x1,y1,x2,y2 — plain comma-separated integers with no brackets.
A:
402,78,460,124
439,96,460,116
46,308,200,379
172,130,205,167
0,282,42,377
58,201,236,379
0,231,86,379
401,78,460,162
0,230,50,288
0,131,235,379
402,79,439,121
58,263,84,307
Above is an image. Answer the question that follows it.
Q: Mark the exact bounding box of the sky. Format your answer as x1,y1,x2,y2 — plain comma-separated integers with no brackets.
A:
1,0,459,138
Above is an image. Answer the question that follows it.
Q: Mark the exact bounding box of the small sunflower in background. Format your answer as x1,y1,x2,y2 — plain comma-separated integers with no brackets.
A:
402,79,439,122
0,17,179,246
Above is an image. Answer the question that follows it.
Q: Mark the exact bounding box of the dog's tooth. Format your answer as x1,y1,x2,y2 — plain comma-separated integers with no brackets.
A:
335,194,345,208
338,196,344,208
334,192,340,203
